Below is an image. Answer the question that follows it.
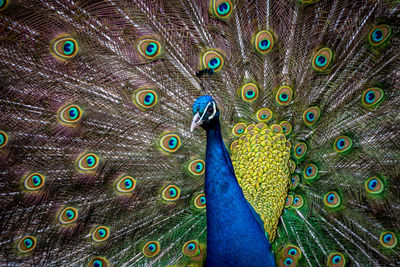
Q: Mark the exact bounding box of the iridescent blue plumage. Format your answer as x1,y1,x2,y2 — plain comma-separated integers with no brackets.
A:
192,96,275,266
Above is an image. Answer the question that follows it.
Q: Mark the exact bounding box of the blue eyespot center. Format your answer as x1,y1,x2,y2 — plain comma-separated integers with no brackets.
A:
368,179,377,189
169,188,177,197
307,112,314,121
32,175,41,186
148,244,156,252
316,55,327,67
24,239,33,248
168,137,177,149
196,163,203,171
246,90,255,98
294,197,299,204
284,258,293,265
0,133,4,145
281,93,288,100
87,156,95,167
384,234,392,242
217,2,230,15
373,29,383,42
288,248,297,255
296,147,302,154
337,138,345,149
188,243,195,250
291,178,295,184
99,229,106,237
124,179,133,188
144,93,155,105
208,58,220,69
93,260,102,267
327,193,335,203
146,43,158,56
200,196,206,203
69,107,78,119
261,114,267,119
306,167,312,175
366,91,375,103
333,255,341,263
259,39,270,50
66,210,75,219
63,41,74,55
238,129,244,134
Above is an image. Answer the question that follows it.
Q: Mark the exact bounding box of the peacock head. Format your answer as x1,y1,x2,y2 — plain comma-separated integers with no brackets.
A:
191,95,219,132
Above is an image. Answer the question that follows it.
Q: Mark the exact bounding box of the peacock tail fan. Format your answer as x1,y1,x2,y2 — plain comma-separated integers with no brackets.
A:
0,0,399,266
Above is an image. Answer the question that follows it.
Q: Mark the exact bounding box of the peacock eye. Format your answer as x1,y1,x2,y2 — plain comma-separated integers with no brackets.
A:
18,236,37,253
143,241,160,257
207,106,213,113
88,257,109,267
183,240,201,257
92,226,110,242
58,207,78,224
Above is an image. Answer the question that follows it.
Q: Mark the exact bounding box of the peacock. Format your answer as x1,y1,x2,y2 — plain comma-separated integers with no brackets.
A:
0,0,399,266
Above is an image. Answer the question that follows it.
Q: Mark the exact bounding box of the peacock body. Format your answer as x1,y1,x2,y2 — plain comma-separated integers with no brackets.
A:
0,0,399,266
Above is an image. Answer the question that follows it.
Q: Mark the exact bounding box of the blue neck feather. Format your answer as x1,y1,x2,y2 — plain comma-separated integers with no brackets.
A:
204,117,275,266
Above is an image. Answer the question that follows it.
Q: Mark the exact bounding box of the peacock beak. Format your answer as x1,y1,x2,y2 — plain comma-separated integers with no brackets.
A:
190,112,202,132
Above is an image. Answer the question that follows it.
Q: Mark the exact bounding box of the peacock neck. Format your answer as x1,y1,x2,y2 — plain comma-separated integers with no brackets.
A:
204,117,275,266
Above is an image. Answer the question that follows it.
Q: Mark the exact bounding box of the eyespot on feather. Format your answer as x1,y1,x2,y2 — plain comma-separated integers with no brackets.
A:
162,185,180,201
0,131,8,148
188,159,205,175
294,143,307,160
380,231,397,249
182,240,201,257
323,191,341,208
361,88,384,109
134,88,158,109
17,236,36,253
138,38,162,60
202,50,224,71
368,25,391,47
58,207,78,224
143,241,160,257
254,30,275,54
51,37,79,60
59,104,82,124
256,108,272,122
232,123,247,137
303,107,320,126
280,121,292,136
77,153,99,171
0,0,9,11
276,86,293,105
160,134,181,152
284,195,293,208
290,175,300,189
333,136,352,153
194,193,206,209
312,47,333,71
283,245,302,261
327,252,346,267
24,173,45,191
87,257,109,267
115,176,136,193
241,83,259,102
292,195,304,209
271,124,283,134
303,163,318,180
210,0,232,19
365,176,384,194
92,226,110,242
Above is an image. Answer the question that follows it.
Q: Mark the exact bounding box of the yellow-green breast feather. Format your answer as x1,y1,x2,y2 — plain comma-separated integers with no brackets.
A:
231,123,292,241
